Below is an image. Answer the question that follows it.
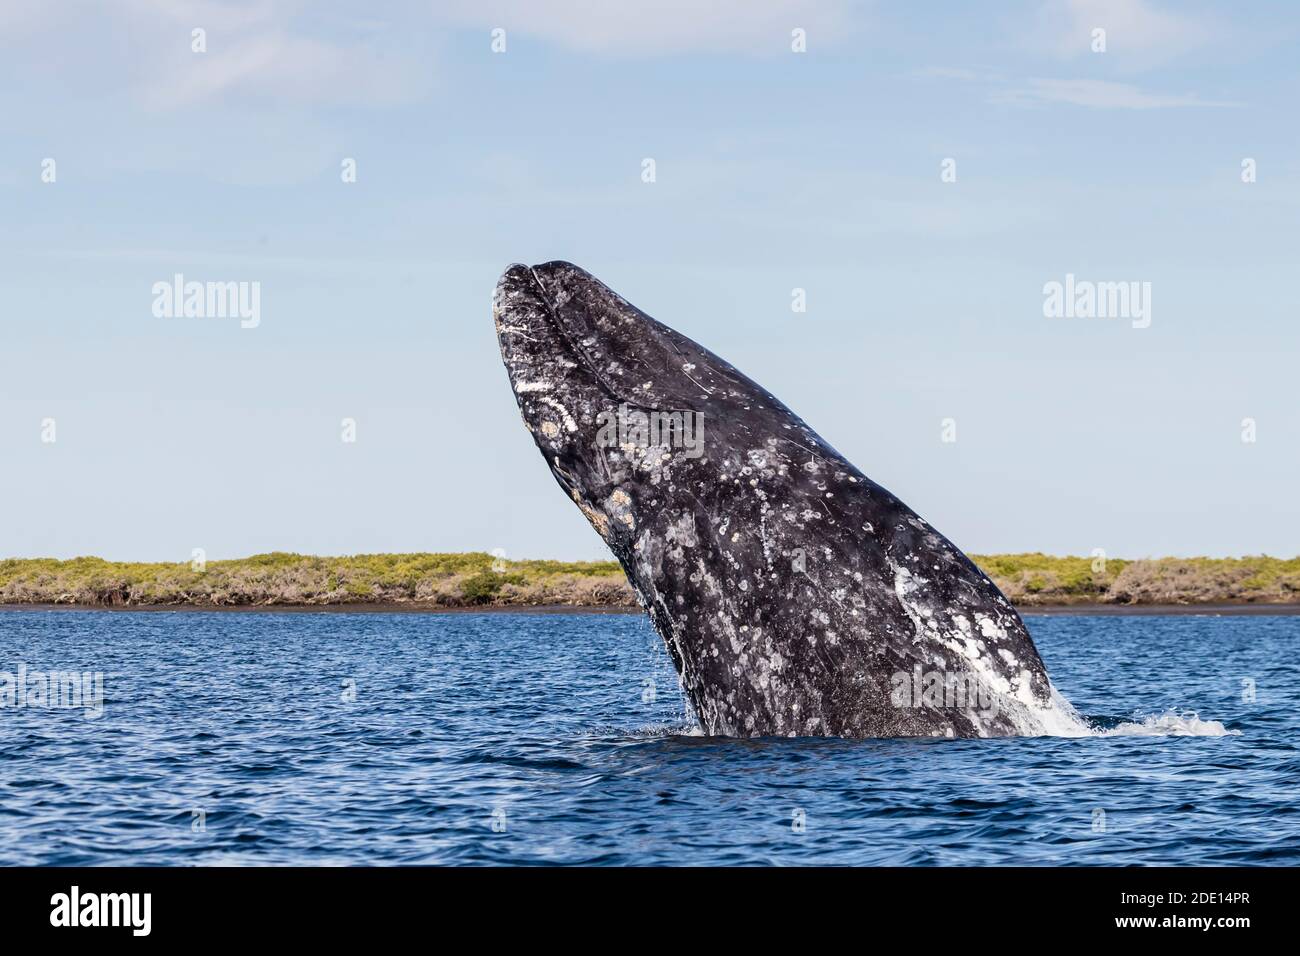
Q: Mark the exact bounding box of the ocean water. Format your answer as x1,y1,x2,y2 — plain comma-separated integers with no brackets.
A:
0,609,1295,866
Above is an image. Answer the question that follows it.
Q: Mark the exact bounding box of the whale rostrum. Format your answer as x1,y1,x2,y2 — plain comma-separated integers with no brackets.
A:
494,261,1078,738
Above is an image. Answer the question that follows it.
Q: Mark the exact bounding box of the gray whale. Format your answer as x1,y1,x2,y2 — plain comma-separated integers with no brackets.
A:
494,261,1076,738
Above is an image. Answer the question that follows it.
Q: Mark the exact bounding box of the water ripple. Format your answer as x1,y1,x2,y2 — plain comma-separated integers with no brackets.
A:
0,610,1295,865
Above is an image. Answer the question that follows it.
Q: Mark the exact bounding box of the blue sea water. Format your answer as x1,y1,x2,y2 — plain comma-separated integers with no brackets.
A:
0,609,1295,866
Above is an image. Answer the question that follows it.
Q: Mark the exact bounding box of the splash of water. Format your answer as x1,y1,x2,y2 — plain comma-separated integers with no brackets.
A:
1009,687,1237,739
1094,710,1239,738
1018,684,1095,737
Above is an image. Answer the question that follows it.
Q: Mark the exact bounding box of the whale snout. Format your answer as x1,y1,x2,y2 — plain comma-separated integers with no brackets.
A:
492,263,544,340
493,261,595,380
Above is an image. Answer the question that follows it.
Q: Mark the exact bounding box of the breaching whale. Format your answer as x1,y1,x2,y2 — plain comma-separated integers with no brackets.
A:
494,261,1077,738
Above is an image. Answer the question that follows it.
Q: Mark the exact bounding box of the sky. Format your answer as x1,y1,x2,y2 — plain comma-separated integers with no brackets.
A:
1,0,1297,562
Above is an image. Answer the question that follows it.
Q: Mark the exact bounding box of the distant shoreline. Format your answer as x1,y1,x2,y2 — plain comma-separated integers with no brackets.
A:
2,601,1298,617
3,551,1298,614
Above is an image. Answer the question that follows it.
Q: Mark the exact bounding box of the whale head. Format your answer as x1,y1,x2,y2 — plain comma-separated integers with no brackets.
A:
494,261,759,556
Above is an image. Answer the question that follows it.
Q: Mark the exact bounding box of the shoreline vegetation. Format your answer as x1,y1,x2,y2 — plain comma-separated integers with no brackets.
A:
1,552,1298,612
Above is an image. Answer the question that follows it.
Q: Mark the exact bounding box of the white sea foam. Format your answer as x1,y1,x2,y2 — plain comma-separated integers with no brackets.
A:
614,721,703,739
1094,710,1239,738
1003,686,1237,738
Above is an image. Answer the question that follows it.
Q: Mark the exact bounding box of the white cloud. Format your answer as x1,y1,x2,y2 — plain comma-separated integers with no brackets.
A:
992,77,1238,109
0,0,429,109
434,0,860,56
140,29,423,110
913,66,996,83
1026,0,1218,67
914,64,1238,111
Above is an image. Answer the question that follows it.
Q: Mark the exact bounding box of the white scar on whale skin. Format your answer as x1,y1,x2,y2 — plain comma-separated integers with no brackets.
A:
495,323,540,342
538,397,578,433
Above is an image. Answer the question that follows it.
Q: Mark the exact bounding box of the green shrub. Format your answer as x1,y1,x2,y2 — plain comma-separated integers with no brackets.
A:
2,551,1295,608
460,572,504,604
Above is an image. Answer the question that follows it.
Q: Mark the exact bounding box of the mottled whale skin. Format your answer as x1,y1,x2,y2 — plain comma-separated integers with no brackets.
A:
494,261,1066,738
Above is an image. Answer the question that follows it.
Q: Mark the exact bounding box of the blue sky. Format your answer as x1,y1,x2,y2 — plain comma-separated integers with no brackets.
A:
2,0,1297,562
